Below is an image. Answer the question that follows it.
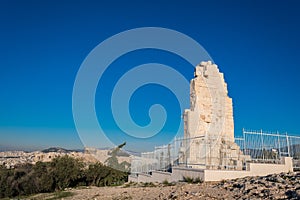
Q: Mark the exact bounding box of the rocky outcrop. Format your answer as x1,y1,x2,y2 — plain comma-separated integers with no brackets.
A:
216,172,300,199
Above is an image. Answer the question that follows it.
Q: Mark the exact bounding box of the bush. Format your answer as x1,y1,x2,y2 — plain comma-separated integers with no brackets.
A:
182,176,203,184
162,179,175,186
0,155,128,198
141,182,156,187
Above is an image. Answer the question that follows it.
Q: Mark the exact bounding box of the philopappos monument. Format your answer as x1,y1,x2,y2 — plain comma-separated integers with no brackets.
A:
182,61,249,170
129,61,293,183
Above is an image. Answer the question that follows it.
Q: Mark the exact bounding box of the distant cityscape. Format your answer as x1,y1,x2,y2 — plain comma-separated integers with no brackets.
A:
0,147,131,169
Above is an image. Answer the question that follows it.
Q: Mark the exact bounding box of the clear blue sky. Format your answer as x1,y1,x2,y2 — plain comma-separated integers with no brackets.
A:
0,0,299,151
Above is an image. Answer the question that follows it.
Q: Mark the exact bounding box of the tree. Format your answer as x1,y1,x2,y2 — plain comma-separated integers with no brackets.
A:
50,155,84,190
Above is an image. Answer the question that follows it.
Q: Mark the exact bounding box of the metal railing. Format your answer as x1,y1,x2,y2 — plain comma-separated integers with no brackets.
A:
235,129,300,170
131,129,300,173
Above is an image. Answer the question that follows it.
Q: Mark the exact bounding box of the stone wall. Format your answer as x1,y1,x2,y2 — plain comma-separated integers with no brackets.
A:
204,157,293,181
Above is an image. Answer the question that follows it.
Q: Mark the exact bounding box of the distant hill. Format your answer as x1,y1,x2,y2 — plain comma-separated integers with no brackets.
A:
125,150,141,157
0,144,139,156
41,147,83,153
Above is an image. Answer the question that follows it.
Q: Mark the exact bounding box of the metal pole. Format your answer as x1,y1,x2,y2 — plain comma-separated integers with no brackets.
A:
173,137,176,166
167,144,171,169
261,129,265,160
286,132,290,157
185,137,188,167
277,131,281,159
243,128,247,155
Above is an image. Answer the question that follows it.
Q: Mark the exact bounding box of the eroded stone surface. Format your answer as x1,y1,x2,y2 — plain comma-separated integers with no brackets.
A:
181,61,249,169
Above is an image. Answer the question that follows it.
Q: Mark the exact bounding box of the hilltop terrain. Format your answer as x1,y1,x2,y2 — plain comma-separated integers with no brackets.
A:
0,146,131,169
54,172,300,200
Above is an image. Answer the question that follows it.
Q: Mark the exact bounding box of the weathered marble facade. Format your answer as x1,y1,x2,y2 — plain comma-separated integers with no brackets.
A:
181,61,249,170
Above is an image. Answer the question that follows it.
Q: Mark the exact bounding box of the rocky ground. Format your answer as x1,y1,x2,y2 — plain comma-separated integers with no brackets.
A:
215,172,300,199
28,172,300,200
63,182,231,200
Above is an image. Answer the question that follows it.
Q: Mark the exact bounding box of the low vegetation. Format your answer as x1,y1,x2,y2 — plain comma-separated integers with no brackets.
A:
0,155,128,198
162,180,176,186
182,176,203,184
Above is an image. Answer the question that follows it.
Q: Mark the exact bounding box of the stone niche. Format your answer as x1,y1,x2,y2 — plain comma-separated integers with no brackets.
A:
180,61,250,170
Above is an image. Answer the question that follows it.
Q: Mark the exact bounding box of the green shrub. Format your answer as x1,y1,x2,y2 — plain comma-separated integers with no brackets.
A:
141,182,155,187
162,179,175,186
193,177,203,183
0,156,128,198
182,176,203,184
50,155,84,190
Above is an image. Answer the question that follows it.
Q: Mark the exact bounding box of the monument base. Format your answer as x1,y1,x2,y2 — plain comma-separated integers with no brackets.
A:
128,157,293,183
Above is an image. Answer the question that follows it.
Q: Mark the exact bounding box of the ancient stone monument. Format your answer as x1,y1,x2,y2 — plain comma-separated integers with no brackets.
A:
129,61,293,183
181,61,249,170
